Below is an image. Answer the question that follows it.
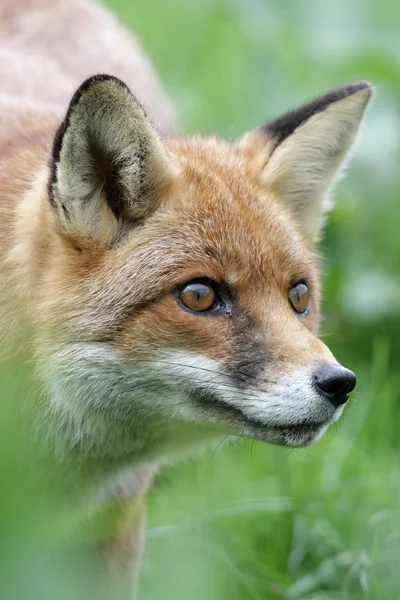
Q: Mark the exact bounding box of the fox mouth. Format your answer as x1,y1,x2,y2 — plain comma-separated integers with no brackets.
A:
190,391,331,447
239,418,328,447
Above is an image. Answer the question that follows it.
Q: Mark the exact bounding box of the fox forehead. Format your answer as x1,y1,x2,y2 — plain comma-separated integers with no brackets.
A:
74,138,318,310
120,138,315,282
166,135,318,283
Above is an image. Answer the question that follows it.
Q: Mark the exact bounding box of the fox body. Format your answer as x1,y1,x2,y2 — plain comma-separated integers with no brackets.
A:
0,0,372,595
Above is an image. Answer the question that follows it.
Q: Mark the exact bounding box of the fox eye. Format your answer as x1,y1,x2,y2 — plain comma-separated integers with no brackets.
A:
179,281,217,313
289,282,310,315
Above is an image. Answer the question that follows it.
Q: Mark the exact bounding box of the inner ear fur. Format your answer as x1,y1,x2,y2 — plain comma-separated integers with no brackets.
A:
49,74,176,244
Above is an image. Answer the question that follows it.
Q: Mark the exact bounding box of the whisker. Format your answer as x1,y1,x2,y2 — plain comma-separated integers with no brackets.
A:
72,375,271,434
135,358,279,389
61,378,268,429
250,439,256,459
119,364,278,404
211,433,232,462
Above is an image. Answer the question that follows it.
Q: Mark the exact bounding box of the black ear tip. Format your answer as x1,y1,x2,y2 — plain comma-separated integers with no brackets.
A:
311,81,374,108
70,74,132,105
51,74,132,163
354,80,373,89
344,80,374,96
260,80,374,150
63,75,132,125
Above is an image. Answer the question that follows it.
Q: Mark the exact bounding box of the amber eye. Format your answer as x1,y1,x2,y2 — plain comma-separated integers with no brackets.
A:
179,281,217,313
289,282,310,315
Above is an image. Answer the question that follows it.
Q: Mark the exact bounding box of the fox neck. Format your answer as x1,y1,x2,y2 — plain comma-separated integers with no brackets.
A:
0,106,59,347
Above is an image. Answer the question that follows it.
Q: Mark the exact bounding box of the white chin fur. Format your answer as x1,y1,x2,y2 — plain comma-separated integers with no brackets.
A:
154,350,342,429
41,344,343,458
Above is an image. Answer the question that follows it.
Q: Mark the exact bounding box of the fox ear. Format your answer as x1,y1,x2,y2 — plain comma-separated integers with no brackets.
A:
49,74,175,244
240,82,373,244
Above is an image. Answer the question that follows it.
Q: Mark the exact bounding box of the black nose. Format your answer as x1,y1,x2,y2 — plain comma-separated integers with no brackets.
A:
313,364,356,407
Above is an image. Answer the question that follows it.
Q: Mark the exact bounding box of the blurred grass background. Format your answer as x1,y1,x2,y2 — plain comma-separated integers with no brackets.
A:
101,0,400,598
1,0,400,598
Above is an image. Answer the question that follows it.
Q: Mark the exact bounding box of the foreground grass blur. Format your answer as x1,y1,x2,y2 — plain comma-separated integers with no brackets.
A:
1,0,399,598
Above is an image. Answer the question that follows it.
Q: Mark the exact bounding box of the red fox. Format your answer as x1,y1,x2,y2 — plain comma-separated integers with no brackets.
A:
0,0,372,596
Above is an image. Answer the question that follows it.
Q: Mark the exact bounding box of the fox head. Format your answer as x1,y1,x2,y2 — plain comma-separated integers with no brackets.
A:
39,75,372,461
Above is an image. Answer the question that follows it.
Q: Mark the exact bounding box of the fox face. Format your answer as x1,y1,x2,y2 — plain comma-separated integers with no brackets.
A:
40,75,371,460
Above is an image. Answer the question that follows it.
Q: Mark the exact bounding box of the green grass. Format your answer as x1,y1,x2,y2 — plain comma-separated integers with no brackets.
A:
2,0,400,598
100,0,400,597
